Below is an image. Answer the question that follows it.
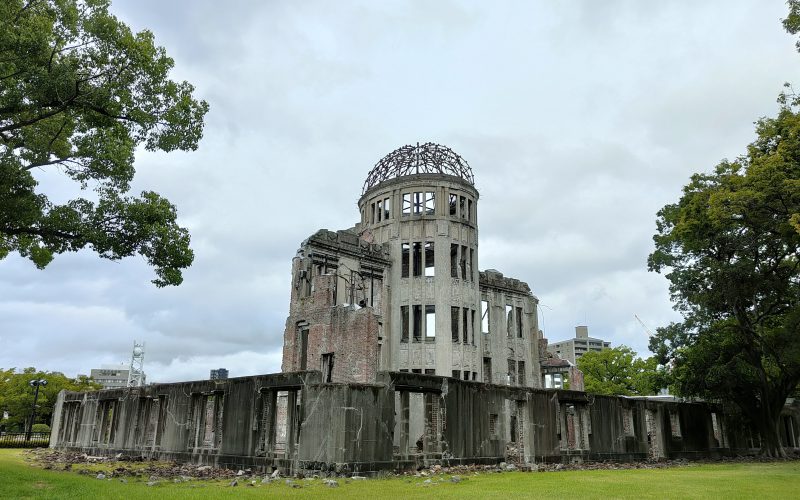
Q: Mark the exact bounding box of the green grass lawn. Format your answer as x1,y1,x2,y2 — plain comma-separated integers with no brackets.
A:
1,449,798,499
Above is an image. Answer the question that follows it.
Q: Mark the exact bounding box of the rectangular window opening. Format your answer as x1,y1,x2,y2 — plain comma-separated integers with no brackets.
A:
401,305,409,342
412,242,422,277
425,191,435,215
471,309,476,345
413,305,422,342
483,357,492,384
425,305,436,339
462,307,469,344
384,197,391,220
450,244,458,278
451,306,460,343
460,245,467,279
481,300,489,334
321,353,334,383
376,199,382,222
449,193,457,216
402,193,412,216
516,306,523,338
413,192,424,214
401,243,410,278
506,305,513,337
424,242,435,277
459,196,467,219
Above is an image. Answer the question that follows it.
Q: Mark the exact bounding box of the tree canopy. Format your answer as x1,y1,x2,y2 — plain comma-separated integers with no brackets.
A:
648,103,800,456
576,346,665,396
0,0,208,286
0,367,101,432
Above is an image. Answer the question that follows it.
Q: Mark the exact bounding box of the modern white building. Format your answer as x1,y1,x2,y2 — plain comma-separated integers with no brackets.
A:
547,325,610,364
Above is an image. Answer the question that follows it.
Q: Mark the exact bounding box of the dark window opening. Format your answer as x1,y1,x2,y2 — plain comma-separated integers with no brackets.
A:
424,369,436,375
376,199,382,222
413,305,422,342
451,307,460,343
518,361,526,386
460,245,467,279
383,197,391,219
450,244,459,278
516,306,523,338
462,307,469,344
510,415,518,442
449,194,457,216
471,309,476,345
489,413,498,436
412,242,422,276
469,248,474,281
483,357,492,383
452,370,460,378
322,353,334,383
401,243,410,278
299,327,309,370
401,305,409,342
459,196,467,219
370,203,375,224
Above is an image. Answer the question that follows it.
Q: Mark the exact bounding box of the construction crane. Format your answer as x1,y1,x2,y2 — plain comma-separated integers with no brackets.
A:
634,314,655,337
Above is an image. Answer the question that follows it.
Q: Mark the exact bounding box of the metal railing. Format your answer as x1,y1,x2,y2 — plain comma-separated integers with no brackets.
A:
0,432,50,448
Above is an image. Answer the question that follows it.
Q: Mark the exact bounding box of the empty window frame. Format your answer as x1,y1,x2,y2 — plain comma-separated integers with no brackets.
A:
516,306,524,338
462,307,469,344
481,300,490,334
450,244,459,278
459,196,467,220
449,194,457,216
425,191,435,214
424,242,435,276
451,307,460,343
460,245,467,279
471,310,476,345
371,203,376,224
469,249,474,281
506,305,514,337
376,199,383,222
507,359,516,385
452,370,460,378
518,361,526,386
402,193,412,216
483,357,492,383
425,305,436,339
383,197,391,220
413,305,422,341
401,305,409,342
299,326,309,370
412,242,423,276
413,192,424,214
401,243,410,278
321,353,334,383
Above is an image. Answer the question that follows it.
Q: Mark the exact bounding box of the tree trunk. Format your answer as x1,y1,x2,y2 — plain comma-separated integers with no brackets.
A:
756,413,786,458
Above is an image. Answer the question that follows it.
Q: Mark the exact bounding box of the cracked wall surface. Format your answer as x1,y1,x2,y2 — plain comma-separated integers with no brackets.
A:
50,371,798,475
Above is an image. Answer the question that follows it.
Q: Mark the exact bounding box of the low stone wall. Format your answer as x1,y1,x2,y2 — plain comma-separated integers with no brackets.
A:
49,371,795,475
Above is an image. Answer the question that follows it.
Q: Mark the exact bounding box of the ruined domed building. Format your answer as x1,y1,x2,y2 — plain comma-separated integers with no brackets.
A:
49,144,800,475
282,143,541,388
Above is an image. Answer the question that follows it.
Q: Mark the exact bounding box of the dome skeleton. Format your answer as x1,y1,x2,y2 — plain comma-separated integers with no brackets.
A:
362,142,475,195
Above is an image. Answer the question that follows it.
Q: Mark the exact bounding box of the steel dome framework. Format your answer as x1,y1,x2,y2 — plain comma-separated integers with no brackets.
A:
362,142,474,195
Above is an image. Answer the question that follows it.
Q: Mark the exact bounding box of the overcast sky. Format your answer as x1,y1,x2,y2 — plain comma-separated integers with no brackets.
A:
2,0,798,382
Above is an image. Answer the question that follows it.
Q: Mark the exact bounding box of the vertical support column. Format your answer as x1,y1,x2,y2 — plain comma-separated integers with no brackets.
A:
285,390,299,460
400,391,410,455
262,390,278,455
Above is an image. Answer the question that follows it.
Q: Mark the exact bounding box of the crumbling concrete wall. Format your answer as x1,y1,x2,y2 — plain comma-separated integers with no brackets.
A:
51,371,783,475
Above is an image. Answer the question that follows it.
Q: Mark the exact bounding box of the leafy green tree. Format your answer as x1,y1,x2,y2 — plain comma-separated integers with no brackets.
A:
0,0,208,286
576,346,665,396
0,367,101,432
648,102,800,456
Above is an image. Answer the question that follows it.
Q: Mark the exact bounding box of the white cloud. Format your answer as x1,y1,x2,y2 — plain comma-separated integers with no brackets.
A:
1,0,796,380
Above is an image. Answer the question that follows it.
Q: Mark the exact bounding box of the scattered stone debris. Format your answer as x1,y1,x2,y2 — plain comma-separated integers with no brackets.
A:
95,473,105,480
324,479,339,487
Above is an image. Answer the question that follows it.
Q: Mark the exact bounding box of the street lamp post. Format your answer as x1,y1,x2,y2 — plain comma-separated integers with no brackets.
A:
26,379,47,441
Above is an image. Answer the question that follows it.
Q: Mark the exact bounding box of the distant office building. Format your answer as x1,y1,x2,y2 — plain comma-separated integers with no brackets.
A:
210,368,229,380
89,364,146,389
547,325,610,364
